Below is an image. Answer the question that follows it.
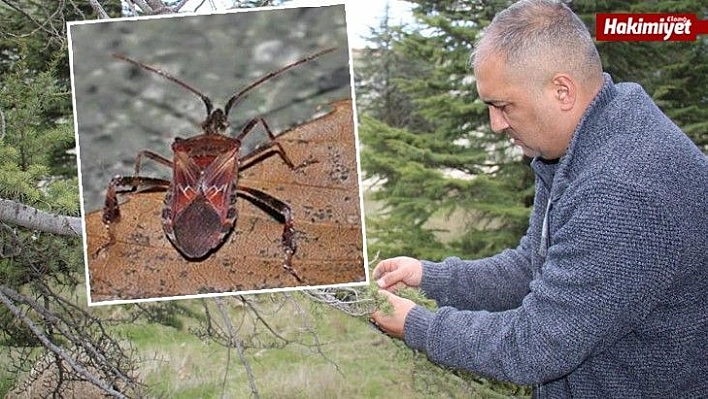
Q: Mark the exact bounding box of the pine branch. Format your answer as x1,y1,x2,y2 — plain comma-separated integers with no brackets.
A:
0,198,82,237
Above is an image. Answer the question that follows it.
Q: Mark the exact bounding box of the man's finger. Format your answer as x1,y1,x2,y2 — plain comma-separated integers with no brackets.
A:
376,269,404,290
372,258,395,280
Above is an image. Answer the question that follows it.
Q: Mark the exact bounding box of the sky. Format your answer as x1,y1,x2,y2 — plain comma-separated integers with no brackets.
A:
180,0,416,48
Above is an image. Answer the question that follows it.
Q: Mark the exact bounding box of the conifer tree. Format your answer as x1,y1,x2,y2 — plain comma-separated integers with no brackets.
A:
0,42,80,286
0,4,139,396
358,0,533,262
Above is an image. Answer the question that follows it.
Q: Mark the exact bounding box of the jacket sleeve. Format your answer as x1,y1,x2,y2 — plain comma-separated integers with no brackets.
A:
404,176,679,385
420,235,534,312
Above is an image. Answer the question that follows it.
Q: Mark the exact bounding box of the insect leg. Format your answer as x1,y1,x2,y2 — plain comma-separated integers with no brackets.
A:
96,175,171,258
103,175,171,225
133,150,173,181
103,150,171,225
237,185,303,283
237,117,299,171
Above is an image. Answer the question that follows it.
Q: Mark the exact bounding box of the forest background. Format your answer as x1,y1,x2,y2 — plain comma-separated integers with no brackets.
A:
0,0,705,397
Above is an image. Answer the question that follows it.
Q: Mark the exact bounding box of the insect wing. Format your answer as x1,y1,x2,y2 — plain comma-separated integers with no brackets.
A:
168,150,202,215
201,147,240,223
162,148,237,258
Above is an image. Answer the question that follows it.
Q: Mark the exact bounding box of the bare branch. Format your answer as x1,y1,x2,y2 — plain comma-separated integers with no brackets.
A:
0,285,129,398
0,0,65,42
284,292,343,376
213,297,260,398
0,198,82,237
126,0,189,15
242,297,291,344
0,105,6,141
87,0,110,19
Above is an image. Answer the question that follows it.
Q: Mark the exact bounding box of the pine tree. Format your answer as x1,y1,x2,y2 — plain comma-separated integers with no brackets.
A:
653,36,708,149
0,43,81,283
354,3,424,129
0,0,125,287
358,0,533,262
0,6,134,394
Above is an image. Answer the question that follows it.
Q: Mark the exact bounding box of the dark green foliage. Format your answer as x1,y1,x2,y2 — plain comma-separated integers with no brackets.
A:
0,2,84,350
650,36,708,148
0,44,81,284
0,1,122,98
0,52,77,201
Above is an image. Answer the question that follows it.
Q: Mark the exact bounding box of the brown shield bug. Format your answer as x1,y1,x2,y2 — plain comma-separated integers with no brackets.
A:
101,47,337,282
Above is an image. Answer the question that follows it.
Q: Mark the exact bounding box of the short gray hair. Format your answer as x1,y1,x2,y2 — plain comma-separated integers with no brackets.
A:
471,0,602,84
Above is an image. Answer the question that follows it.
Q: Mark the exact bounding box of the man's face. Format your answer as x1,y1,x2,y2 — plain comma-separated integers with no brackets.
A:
474,53,565,160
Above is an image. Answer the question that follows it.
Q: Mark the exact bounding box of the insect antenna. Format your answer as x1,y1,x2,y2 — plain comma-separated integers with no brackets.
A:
223,47,337,117
111,52,216,117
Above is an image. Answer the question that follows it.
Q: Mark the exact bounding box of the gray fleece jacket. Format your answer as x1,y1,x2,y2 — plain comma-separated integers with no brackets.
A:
404,74,708,398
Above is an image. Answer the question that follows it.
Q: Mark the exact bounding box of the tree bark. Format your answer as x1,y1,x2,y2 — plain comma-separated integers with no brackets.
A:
0,198,82,237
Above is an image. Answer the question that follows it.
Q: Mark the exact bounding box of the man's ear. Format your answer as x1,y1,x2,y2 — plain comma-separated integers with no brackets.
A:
551,74,577,111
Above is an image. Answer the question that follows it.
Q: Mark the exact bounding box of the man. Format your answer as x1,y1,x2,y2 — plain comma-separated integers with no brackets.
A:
370,0,708,397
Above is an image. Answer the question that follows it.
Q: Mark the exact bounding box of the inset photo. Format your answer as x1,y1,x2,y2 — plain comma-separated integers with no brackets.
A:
68,3,367,305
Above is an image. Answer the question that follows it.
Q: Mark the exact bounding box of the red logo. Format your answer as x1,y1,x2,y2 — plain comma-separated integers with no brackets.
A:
596,13,708,41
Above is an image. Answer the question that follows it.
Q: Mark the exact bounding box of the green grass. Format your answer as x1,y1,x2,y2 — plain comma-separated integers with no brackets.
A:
364,190,471,245
88,294,507,398
3,283,528,398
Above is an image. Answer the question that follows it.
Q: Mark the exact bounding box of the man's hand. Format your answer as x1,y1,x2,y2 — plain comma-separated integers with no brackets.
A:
372,256,423,292
370,290,416,338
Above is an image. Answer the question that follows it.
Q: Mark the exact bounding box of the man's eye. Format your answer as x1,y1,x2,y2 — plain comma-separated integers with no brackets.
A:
486,102,510,114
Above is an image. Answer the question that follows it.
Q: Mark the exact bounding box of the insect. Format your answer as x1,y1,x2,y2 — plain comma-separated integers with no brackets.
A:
101,47,337,282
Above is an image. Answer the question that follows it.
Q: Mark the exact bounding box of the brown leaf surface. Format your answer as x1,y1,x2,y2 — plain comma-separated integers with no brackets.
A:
85,99,366,303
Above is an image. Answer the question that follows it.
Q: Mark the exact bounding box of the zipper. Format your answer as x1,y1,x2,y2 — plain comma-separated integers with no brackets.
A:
539,198,552,258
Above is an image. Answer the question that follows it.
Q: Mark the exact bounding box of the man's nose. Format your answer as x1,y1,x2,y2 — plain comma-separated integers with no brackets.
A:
488,107,510,133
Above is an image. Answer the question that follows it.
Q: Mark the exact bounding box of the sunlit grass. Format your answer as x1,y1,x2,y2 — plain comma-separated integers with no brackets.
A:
3,277,526,398
106,294,483,398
